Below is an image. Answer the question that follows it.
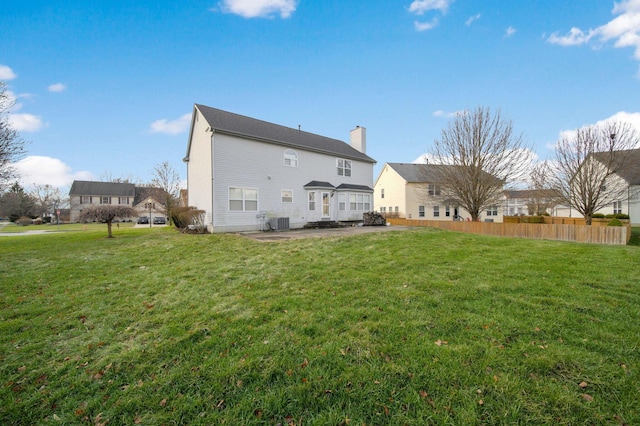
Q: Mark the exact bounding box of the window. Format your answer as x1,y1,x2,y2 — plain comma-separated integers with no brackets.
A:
445,205,450,217
381,207,386,213
284,149,298,167
118,197,129,205
80,196,91,204
350,194,357,210
281,190,293,203
364,194,371,211
308,192,316,211
418,206,425,217
395,206,399,213
487,205,498,216
428,184,441,196
229,187,258,211
101,196,111,205
381,188,385,199
433,206,440,217
337,159,352,177
613,201,622,214
338,193,346,211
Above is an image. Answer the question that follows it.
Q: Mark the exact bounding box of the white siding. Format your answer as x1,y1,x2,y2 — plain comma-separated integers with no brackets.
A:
206,133,374,232
186,110,214,229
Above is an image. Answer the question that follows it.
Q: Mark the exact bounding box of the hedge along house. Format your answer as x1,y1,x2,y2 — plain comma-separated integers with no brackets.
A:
184,104,376,233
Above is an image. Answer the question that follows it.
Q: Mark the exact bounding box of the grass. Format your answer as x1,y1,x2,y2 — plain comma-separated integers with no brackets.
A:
1,226,639,425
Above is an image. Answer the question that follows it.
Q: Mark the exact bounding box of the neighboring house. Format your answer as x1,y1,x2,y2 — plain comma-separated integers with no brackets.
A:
68,181,166,222
503,189,563,216
373,162,504,222
183,104,376,232
556,148,640,225
132,186,167,222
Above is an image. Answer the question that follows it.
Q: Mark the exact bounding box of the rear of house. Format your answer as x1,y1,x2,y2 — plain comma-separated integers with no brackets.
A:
184,104,376,233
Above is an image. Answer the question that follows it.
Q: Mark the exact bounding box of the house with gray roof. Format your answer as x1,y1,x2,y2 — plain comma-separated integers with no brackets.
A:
374,162,505,222
183,104,376,232
69,181,166,223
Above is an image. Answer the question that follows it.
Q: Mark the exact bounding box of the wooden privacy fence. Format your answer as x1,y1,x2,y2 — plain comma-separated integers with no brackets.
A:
387,218,631,245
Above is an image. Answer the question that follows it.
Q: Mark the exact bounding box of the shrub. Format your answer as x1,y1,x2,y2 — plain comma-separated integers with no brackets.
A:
171,206,207,233
607,218,623,227
592,213,606,219
16,216,32,226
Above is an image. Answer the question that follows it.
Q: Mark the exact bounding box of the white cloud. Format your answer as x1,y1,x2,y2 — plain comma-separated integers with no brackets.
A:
217,0,297,18
547,1,640,61
7,113,45,132
505,26,516,37
48,83,67,93
550,110,640,150
465,13,481,26
14,156,93,189
415,18,439,31
408,0,453,15
149,113,191,135
0,64,17,80
433,109,465,118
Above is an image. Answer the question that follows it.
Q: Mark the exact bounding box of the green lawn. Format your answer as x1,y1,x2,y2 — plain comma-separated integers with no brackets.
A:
1,227,639,425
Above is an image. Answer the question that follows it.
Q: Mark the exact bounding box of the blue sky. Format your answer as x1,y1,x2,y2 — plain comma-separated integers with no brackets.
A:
2,0,640,192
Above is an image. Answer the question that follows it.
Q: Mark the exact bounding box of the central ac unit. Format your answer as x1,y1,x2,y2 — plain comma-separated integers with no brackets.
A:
269,217,290,231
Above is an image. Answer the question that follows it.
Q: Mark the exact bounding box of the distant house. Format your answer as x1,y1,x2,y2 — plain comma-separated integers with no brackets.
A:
68,181,166,222
374,162,504,222
503,189,563,216
183,104,376,233
556,148,640,224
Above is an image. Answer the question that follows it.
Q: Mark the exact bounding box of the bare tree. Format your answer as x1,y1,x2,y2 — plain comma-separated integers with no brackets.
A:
29,183,63,218
426,106,530,221
151,161,182,224
551,121,639,225
526,162,562,215
79,205,136,238
0,82,27,191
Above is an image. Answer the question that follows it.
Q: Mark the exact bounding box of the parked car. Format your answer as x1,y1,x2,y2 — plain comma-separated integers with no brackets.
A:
153,216,166,225
137,216,149,224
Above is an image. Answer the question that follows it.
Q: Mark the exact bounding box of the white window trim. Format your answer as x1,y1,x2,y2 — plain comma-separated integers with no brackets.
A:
281,189,293,203
284,149,298,167
336,158,352,177
229,187,259,212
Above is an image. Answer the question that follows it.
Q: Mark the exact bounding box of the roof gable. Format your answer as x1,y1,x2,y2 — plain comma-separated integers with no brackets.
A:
193,104,376,164
592,148,640,185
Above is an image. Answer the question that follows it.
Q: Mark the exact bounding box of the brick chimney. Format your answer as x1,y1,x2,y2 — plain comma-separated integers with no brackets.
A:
350,126,366,153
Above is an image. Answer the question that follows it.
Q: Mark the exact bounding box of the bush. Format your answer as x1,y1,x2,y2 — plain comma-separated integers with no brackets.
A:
607,218,623,227
171,206,207,233
16,216,32,226
592,213,606,219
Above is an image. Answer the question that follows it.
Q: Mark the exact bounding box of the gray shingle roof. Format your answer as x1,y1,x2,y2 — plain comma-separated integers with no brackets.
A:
385,163,454,183
194,104,376,164
69,181,135,197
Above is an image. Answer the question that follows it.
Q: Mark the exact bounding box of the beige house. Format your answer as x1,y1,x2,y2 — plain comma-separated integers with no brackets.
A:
68,181,166,223
374,162,504,222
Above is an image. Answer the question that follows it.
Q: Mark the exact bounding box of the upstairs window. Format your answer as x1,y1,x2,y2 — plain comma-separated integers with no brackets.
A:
101,196,111,205
486,205,498,216
284,150,298,167
337,159,352,177
80,196,92,204
428,184,441,196
118,197,129,205
381,188,385,199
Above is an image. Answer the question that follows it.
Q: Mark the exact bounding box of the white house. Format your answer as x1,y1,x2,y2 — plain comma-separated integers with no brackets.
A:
556,148,640,225
374,162,504,222
183,104,376,233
